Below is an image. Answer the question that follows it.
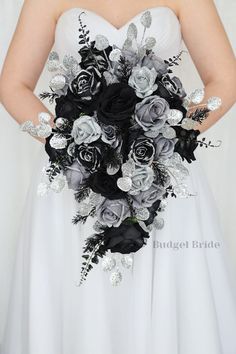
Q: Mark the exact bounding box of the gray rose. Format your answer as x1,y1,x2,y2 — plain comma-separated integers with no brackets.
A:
142,53,169,77
131,183,165,208
97,199,130,227
101,124,120,148
64,160,89,190
129,165,154,195
154,133,177,160
128,66,158,98
161,76,186,98
71,115,101,145
135,96,170,135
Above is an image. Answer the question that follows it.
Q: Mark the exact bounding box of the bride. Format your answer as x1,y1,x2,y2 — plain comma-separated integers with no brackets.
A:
0,0,236,353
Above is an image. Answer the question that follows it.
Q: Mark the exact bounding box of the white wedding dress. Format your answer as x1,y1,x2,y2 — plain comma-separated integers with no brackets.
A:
1,7,236,354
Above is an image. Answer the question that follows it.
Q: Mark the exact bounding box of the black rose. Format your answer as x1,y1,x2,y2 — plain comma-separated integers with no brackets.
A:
173,126,201,163
161,75,186,99
79,41,112,71
131,137,155,166
104,221,149,253
155,81,187,116
75,143,102,172
55,95,82,120
88,170,125,200
66,66,102,114
70,66,101,97
97,83,137,127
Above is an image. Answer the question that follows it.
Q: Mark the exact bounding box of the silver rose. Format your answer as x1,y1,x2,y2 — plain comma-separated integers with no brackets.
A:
135,95,170,135
131,183,165,208
63,160,89,190
71,115,101,145
128,66,158,98
129,165,154,195
154,133,177,160
97,199,130,227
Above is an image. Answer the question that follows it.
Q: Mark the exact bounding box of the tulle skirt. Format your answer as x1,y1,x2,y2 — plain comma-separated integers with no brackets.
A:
1,144,236,354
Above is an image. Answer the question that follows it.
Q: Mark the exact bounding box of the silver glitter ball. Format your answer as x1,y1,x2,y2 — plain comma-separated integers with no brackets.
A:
121,255,133,269
55,117,68,129
181,118,196,130
94,35,109,51
102,256,116,272
38,112,51,124
135,208,150,221
110,270,122,286
50,74,66,91
109,49,122,62
153,217,165,230
50,134,67,149
117,177,132,192
190,88,205,104
167,109,183,125
36,124,52,138
161,126,176,139
207,97,222,111
121,159,135,176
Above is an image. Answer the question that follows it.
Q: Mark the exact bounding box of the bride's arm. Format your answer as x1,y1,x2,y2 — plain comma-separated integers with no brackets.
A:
0,0,60,144
179,0,236,133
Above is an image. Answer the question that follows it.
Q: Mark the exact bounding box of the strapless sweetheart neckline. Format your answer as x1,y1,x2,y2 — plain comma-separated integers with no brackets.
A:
56,6,179,31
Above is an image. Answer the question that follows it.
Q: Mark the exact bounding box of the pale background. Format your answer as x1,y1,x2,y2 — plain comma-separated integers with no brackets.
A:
0,0,236,343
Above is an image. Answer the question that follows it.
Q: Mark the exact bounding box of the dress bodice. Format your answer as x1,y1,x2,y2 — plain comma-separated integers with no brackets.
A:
53,7,183,61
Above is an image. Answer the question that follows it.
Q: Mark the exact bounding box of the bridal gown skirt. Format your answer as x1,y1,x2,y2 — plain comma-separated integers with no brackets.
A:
1,143,236,354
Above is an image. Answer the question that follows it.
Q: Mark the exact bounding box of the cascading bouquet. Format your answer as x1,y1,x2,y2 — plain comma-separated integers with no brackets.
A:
20,11,222,286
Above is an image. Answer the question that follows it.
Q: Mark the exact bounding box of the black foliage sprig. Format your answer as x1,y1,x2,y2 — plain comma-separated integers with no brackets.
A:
188,108,210,124
164,50,186,67
46,162,62,182
197,138,222,149
39,91,59,104
74,185,91,203
79,233,107,285
163,185,177,198
78,12,90,46
117,56,133,82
